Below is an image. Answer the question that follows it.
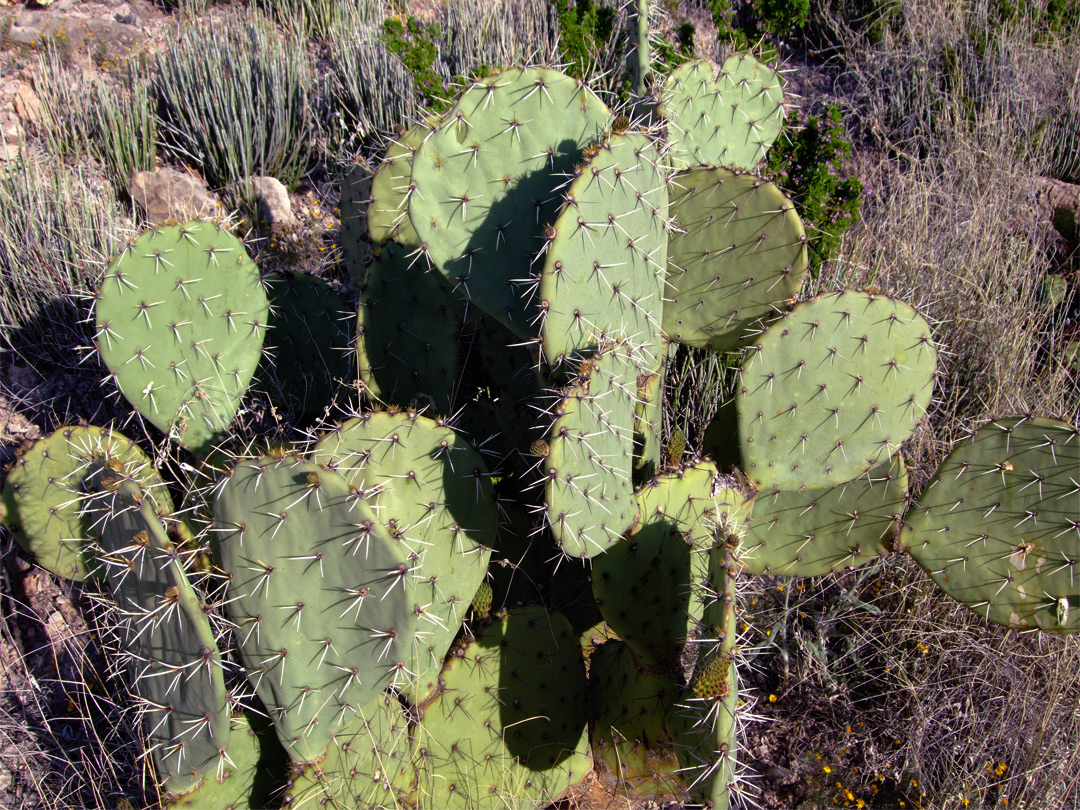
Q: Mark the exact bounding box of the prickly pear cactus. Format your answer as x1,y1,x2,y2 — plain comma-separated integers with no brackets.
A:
1,426,169,580
94,221,269,453
213,456,415,763
737,291,937,491
408,67,611,336
662,55,785,171
902,417,1080,634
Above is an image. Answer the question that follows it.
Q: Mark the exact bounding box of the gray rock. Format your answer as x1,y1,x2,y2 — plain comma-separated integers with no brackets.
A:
248,175,293,228
128,168,221,226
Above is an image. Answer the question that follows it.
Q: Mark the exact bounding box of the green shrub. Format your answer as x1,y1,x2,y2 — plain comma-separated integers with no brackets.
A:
380,15,453,110
552,0,618,80
764,105,863,271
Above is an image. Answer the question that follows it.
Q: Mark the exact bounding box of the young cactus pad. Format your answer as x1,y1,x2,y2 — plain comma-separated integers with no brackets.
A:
664,168,808,352
408,67,611,336
212,456,414,763
1,426,169,581
901,417,1080,634
737,291,937,491
662,55,785,171
94,221,269,453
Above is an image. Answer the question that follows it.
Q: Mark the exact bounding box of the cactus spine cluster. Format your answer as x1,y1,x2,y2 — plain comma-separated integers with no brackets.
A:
1,48,1077,810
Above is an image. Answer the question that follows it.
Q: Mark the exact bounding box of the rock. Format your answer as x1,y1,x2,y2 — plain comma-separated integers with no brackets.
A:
13,84,41,127
0,113,23,163
128,168,222,226
249,175,294,228
1036,176,1080,250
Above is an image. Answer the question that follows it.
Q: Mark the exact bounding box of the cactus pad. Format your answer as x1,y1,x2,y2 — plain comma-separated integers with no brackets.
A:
263,272,353,415
741,455,907,576
355,245,461,414
664,168,807,352
213,456,414,762
737,291,937,491
88,473,230,795
311,411,496,703
902,417,1080,633
592,462,740,662
368,121,432,248
540,131,668,372
94,222,268,452
1,426,169,581
165,716,269,809
409,67,610,336
662,55,784,171
589,640,685,799
418,606,591,809
544,343,642,558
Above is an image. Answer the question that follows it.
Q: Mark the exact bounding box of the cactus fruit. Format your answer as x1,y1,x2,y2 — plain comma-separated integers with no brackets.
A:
740,455,908,576
418,606,591,809
664,168,808,352
213,456,414,762
1,426,171,580
539,131,668,373
86,471,231,796
901,417,1080,634
662,55,785,171
544,342,641,558
310,411,496,703
355,245,461,414
737,291,937,491
94,221,269,453
408,67,611,336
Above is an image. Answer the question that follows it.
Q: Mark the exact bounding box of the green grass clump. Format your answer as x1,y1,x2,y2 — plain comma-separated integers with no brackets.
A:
153,12,315,191
0,160,128,373
765,106,863,272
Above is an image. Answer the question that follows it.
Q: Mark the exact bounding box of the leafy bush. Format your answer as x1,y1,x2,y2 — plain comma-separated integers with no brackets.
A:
380,15,454,110
765,106,863,271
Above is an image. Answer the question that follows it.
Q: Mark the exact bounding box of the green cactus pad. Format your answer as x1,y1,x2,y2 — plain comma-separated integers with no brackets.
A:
409,67,611,337
263,272,353,415
418,605,591,809
737,291,937,492
741,455,907,576
311,411,496,703
88,474,230,795
634,357,666,477
165,716,269,809
592,462,744,663
544,343,642,558
94,221,269,453
213,457,414,762
589,640,686,800
664,168,807,352
661,55,784,171
901,417,1080,634
1,426,170,581
368,121,433,248
283,690,416,809
539,131,668,372
355,244,461,414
